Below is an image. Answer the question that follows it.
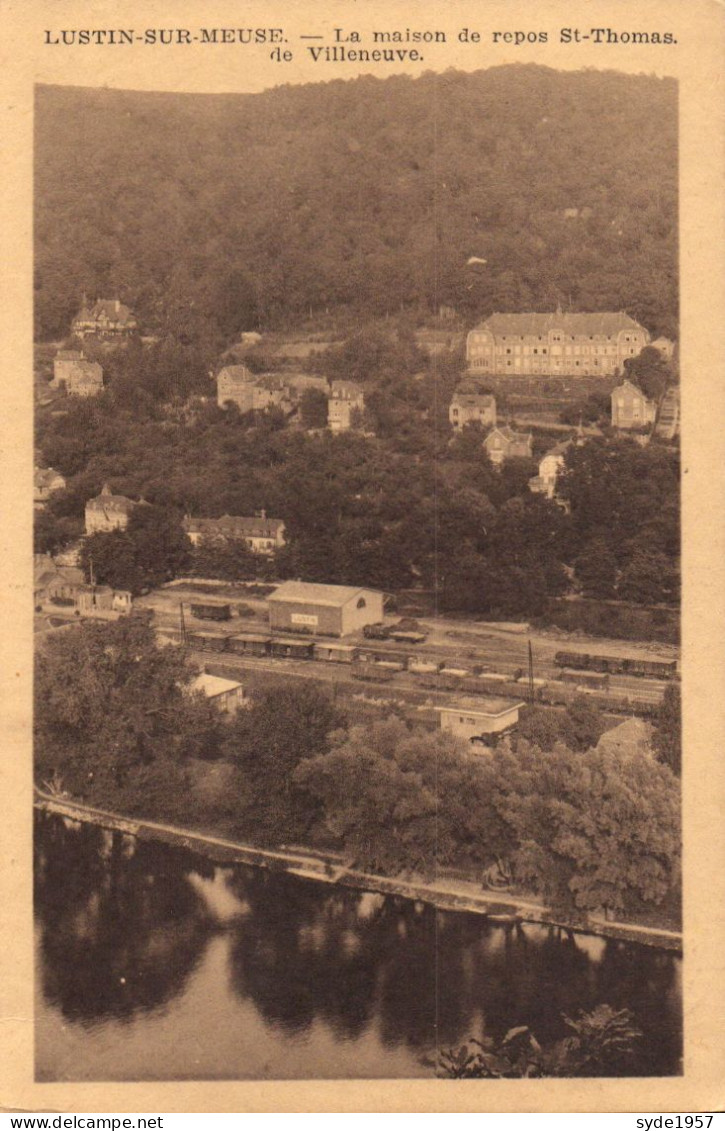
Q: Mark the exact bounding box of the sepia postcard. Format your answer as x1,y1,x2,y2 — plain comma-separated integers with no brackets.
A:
1,0,724,1115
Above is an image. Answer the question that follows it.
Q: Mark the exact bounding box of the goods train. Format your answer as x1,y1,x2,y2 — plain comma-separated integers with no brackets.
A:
177,630,665,718
554,650,677,680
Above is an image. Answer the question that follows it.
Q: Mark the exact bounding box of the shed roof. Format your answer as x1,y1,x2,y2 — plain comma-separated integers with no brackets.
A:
191,673,244,698
269,580,381,608
436,697,525,718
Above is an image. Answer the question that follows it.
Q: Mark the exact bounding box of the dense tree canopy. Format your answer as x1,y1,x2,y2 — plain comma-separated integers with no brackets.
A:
35,66,677,340
80,504,191,594
35,616,221,809
36,376,680,613
296,717,681,919
221,683,343,844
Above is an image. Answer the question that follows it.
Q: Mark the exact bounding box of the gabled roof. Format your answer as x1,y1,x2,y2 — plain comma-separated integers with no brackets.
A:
217,365,254,385
611,378,653,402
596,717,652,755
542,439,573,460
75,299,135,325
86,484,136,513
486,426,532,446
330,380,364,398
183,514,285,539
451,386,495,408
35,568,60,589
436,696,525,717
269,580,381,608
254,373,288,391
191,673,244,698
70,361,103,382
473,311,645,337
34,467,65,489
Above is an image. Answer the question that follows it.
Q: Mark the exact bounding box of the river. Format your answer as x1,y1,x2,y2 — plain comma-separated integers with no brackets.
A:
34,811,682,1080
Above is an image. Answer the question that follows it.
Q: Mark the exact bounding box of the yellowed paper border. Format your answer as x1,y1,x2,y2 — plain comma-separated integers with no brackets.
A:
2,0,724,1113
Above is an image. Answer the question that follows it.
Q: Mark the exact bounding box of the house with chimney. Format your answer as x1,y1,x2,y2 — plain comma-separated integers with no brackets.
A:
183,513,286,555
71,298,137,340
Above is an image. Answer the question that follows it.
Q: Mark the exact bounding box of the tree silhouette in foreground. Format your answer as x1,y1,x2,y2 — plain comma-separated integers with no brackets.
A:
439,1004,643,1078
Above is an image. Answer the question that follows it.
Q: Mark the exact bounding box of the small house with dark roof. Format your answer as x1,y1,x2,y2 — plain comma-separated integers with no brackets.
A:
467,310,650,376
484,426,533,466
85,484,137,534
268,580,384,638
183,513,286,555
72,298,137,340
449,383,496,431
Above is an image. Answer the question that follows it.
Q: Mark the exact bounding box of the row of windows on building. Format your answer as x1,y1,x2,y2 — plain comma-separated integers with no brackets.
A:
469,356,635,370
469,344,637,356
490,333,641,342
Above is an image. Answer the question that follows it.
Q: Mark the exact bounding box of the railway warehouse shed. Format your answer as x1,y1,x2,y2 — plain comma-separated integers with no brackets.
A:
267,581,384,638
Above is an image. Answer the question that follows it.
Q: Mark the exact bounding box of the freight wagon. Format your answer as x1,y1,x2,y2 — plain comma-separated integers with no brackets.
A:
312,642,359,664
269,638,315,660
554,650,677,679
389,630,428,645
351,661,397,683
186,630,230,652
189,602,232,622
228,633,271,657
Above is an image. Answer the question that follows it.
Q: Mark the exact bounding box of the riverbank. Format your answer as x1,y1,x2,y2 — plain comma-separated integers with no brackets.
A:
34,790,682,953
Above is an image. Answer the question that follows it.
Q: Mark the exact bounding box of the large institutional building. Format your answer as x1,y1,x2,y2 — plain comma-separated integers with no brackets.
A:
466,311,650,377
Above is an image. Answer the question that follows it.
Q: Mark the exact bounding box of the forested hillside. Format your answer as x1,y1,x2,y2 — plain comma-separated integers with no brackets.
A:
35,65,677,341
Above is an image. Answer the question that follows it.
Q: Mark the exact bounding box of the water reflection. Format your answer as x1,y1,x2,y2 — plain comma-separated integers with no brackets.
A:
34,813,682,1080
35,816,213,1024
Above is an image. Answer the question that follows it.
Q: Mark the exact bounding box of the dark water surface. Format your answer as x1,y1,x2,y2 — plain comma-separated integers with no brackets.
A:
34,812,682,1080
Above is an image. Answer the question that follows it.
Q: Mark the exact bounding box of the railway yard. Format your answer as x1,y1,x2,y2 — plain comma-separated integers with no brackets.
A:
134,581,678,718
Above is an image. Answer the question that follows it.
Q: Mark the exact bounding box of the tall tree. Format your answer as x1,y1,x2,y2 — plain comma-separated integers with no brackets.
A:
35,616,220,811
222,683,343,844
